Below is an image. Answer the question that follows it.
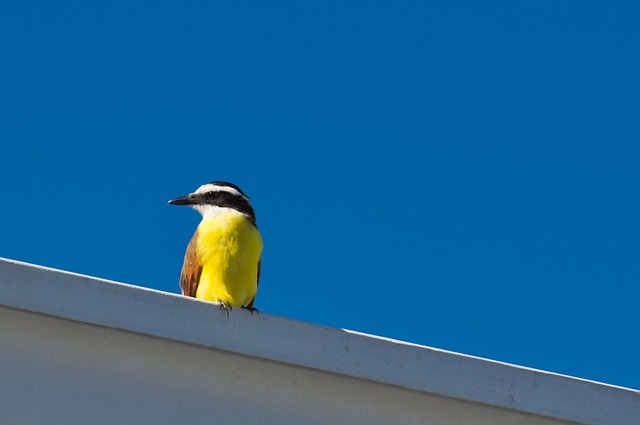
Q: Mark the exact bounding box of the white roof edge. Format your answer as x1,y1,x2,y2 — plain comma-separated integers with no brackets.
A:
0,257,638,425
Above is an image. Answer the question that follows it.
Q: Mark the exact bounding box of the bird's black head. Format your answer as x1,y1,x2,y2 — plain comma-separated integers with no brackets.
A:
169,181,257,226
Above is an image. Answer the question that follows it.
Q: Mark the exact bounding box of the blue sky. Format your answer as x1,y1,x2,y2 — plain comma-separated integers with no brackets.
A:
2,2,639,390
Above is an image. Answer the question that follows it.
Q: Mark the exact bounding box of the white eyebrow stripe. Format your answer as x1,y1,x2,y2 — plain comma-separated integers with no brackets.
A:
194,183,248,200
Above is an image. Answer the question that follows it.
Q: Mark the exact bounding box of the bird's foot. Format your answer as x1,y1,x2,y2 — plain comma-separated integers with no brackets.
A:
217,302,232,318
242,306,259,315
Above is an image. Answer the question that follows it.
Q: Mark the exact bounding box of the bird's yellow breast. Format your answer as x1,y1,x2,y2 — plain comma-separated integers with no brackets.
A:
195,210,263,307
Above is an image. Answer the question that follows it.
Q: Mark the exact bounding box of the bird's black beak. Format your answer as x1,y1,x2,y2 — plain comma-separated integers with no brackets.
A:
168,194,198,206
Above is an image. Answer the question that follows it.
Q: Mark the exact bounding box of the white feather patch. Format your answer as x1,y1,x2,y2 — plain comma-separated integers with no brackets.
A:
194,204,246,219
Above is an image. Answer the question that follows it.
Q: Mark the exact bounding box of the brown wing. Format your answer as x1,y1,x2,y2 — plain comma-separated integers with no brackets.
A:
245,258,261,309
179,233,201,297
257,258,261,287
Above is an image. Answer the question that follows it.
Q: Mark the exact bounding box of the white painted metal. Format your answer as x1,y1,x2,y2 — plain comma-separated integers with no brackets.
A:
0,258,638,425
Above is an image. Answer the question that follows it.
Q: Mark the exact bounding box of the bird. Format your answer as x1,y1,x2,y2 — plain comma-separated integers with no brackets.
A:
169,181,263,313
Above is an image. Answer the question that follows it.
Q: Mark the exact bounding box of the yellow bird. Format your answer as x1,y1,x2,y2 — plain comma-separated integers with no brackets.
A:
169,181,263,312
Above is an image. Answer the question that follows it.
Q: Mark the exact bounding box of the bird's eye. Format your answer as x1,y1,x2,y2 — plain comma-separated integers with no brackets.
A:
207,191,218,198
